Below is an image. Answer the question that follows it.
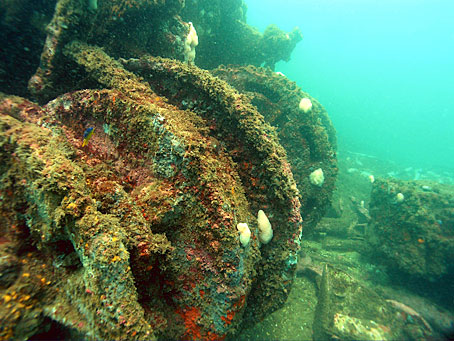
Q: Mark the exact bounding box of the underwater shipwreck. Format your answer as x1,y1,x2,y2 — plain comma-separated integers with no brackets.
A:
1,0,452,340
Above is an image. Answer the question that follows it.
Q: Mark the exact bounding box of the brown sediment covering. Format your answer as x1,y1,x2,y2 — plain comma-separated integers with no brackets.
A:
0,40,303,339
211,65,338,235
0,0,338,339
118,52,304,321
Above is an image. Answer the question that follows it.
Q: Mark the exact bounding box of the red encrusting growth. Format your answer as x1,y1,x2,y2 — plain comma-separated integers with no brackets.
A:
221,295,246,326
176,304,228,340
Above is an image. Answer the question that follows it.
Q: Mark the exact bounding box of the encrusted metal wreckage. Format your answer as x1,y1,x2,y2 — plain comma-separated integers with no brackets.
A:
0,0,338,339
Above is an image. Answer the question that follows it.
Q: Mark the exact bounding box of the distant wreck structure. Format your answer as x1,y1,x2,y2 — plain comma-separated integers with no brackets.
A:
368,178,454,305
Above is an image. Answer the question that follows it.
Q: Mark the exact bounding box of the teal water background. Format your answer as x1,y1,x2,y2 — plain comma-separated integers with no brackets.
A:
245,0,454,171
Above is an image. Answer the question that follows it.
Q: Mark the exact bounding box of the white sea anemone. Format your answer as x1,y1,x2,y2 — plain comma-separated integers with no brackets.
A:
299,98,312,113
257,210,273,244
309,168,324,187
237,223,251,247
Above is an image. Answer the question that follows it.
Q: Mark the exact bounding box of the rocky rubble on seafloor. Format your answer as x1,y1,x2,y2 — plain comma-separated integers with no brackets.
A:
311,264,434,340
292,166,454,339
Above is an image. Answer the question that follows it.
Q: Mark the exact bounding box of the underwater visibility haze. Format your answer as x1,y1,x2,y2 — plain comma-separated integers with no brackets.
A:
248,0,454,172
0,0,453,340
